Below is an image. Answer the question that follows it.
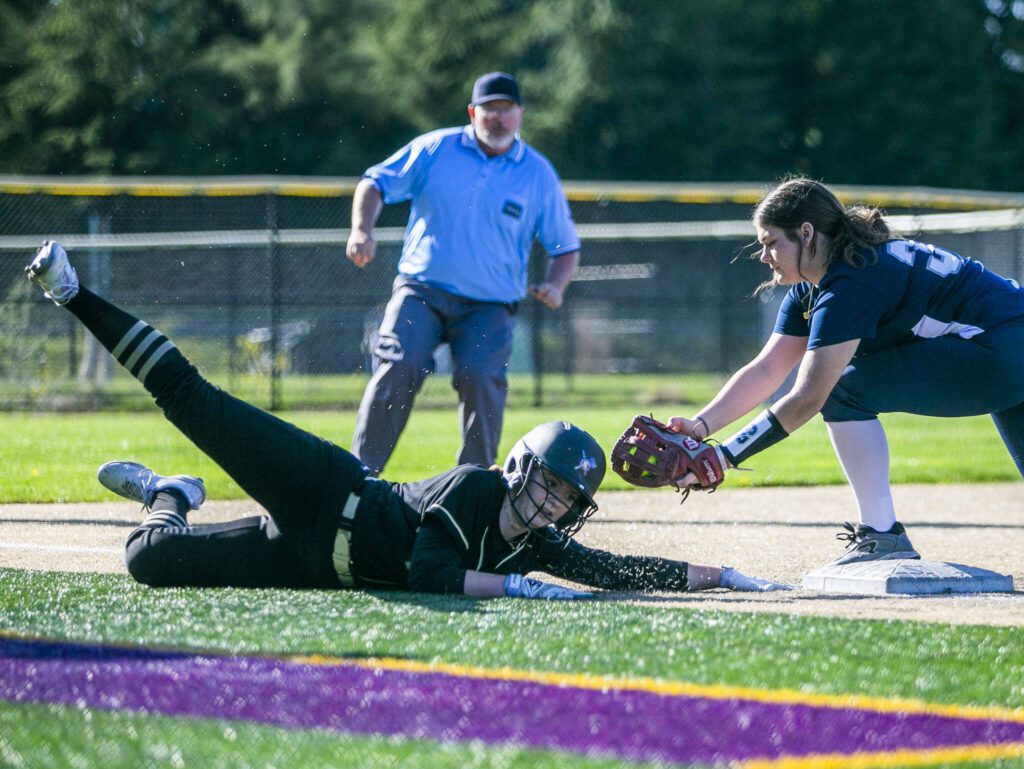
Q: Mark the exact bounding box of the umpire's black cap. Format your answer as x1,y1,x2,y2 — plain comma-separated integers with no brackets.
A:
471,72,521,105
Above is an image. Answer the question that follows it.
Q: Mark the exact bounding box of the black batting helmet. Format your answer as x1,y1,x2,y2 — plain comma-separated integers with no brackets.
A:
502,421,606,537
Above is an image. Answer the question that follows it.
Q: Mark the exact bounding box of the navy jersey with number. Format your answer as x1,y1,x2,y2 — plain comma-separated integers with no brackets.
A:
774,239,1024,354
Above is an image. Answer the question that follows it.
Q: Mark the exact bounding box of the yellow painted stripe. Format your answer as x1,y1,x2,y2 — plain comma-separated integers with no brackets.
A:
740,742,1024,769
0,179,1021,209
3,629,1023,729
289,654,1024,725
125,186,195,197
45,185,120,196
202,186,286,197
564,190,761,204
0,181,357,197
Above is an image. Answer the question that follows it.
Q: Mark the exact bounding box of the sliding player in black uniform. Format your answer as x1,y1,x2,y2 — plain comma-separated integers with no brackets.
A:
27,241,790,598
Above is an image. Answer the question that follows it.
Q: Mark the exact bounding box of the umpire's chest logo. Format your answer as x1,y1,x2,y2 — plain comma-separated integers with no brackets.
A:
502,200,524,219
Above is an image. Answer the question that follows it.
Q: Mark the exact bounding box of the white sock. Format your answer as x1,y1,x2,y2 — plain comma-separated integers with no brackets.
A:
826,419,896,532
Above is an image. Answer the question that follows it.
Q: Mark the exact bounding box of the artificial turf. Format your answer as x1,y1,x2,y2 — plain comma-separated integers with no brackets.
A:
3,569,1023,769
2,568,1022,708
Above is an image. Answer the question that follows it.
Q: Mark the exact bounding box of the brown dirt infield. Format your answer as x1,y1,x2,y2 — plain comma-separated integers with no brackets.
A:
2,483,1021,626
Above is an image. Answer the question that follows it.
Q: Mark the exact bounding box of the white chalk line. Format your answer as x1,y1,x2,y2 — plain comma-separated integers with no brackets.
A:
0,542,120,555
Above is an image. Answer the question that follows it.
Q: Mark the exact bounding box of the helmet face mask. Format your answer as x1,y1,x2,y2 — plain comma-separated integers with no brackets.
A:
502,421,605,543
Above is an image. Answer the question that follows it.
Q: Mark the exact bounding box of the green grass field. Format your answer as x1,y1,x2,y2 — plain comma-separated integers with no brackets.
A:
3,399,1022,768
2,569,1023,768
0,406,1015,502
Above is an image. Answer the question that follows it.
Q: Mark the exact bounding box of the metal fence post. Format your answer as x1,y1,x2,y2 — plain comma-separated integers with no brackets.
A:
1016,208,1024,285
79,212,112,383
531,297,543,408
227,266,238,393
267,194,282,411
563,302,575,396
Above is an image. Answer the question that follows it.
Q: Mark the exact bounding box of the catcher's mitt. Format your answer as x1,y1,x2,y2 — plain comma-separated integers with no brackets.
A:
611,414,727,494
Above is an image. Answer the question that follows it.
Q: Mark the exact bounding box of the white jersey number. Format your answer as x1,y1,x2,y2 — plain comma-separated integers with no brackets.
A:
887,240,964,278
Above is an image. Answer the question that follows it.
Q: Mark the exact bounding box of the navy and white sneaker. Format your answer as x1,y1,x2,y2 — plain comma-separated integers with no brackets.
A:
25,240,79,305
829,521,920,566
97,460,206,511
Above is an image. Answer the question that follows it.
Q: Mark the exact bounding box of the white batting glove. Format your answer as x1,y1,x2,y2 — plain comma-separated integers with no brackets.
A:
503,574,593,600
719,566,795,592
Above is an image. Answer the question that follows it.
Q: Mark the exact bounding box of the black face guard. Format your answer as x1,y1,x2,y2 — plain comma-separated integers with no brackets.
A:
555,497,598,539
509,460,597,544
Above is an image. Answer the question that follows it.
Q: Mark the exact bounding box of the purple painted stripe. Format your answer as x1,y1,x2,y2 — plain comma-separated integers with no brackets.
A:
1,638,1022,765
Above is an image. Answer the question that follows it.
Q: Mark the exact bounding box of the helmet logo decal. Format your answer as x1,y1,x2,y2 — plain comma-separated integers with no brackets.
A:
575,450,599,476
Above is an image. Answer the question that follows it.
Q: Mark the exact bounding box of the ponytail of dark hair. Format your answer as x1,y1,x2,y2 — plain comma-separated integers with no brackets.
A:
831,205,894,269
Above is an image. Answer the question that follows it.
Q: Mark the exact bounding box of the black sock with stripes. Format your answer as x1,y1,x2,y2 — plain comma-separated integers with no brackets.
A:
64,286,193,401
137,490,191,530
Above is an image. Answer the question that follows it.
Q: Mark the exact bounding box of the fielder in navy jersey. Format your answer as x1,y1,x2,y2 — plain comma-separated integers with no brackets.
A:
25,241,790,597
667,177,1024,566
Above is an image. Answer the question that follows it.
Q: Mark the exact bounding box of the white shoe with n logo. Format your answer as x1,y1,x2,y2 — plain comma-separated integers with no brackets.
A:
98,460,206,511
25,240,79,306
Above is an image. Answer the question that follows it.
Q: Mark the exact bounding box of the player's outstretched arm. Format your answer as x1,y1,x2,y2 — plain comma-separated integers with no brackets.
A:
462,570,592,600
539,539,793,593
669,332,807,439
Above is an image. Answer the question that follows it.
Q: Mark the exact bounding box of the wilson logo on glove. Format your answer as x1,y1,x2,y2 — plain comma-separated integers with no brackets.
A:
610,414,727,499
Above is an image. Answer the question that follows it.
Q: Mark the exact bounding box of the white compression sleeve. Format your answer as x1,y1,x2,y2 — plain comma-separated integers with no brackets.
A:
826,419,896,532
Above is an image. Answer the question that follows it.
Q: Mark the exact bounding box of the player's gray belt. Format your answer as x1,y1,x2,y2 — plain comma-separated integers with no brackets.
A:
332,477,383,588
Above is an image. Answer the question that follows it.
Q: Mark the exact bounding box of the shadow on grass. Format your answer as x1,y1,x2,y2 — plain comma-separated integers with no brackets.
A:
592,518,1024,529
0,517,137,527
366,589,498,615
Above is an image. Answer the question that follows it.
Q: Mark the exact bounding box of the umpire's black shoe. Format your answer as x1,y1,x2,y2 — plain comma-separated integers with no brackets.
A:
829,521,920,566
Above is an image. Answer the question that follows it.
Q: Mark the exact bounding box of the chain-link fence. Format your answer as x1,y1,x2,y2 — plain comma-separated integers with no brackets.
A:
1,178,1022,412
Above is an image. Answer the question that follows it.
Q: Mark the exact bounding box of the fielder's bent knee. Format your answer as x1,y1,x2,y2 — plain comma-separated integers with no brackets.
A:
820,380,878,422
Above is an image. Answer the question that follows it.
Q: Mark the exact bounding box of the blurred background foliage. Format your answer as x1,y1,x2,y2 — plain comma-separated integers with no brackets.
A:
1,0,1023,189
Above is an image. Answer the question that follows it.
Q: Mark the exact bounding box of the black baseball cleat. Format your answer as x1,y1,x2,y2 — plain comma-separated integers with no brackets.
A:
828,521,920,566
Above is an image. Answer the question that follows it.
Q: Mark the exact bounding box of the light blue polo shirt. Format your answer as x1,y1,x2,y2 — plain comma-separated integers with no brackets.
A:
364,125,580,303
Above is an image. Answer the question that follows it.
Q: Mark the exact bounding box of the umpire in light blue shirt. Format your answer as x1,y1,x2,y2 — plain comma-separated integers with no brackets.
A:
346,72,581,475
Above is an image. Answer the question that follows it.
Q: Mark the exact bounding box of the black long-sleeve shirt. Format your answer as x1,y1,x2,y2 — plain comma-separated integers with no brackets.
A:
348,465,689,594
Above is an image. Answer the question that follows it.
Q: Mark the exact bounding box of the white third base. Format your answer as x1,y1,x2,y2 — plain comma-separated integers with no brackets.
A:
802,559,1014,595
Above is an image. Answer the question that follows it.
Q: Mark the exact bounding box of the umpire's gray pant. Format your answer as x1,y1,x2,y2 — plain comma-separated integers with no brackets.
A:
352,276,515,475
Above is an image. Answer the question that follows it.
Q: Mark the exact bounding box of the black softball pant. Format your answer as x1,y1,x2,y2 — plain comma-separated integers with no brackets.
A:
65,286,367,588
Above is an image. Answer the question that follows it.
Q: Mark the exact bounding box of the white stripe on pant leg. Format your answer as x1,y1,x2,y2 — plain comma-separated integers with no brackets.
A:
110,320,149,359
136,340,176,383
122,329,163,371
139,511,188,529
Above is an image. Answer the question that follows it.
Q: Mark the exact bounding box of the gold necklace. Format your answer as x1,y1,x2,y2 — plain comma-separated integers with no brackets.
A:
802,284,819,320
